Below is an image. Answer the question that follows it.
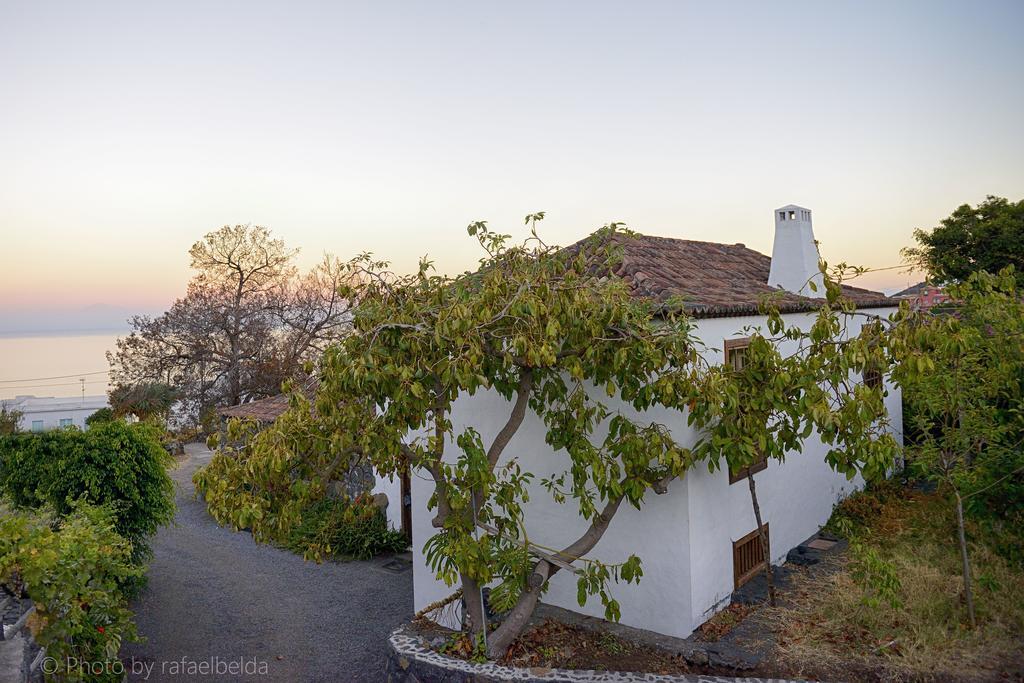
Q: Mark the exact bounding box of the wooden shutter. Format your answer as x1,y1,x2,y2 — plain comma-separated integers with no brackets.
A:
723,337,751,372
733,524,769,589
728,456,768,484
725,335,766,485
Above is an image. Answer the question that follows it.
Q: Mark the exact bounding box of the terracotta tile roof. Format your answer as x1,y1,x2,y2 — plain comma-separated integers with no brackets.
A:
217,393,292,422
218,234,895,422
216,379,319,423
596,233,898,318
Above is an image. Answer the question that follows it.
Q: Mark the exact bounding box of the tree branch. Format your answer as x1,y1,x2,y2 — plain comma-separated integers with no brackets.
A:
486,368,534,468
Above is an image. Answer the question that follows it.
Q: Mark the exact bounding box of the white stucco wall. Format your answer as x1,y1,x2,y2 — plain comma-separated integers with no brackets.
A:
5,395,108,431
410,307,902,638
371,471,404,531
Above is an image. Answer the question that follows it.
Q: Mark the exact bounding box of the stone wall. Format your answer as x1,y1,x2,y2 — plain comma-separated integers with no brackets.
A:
384,624,800,683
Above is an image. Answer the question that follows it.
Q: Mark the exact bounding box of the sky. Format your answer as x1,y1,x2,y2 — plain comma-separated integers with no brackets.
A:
2,0,1023,333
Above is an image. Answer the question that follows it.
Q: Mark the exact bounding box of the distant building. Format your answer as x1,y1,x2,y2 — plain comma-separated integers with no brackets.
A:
1,395,108,432
892,282,949,310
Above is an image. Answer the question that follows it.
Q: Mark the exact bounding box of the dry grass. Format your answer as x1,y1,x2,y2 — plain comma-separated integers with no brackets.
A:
764,487,1024,682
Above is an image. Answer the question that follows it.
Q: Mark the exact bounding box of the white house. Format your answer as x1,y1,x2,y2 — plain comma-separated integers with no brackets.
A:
410,205,903,639
2,394,109,432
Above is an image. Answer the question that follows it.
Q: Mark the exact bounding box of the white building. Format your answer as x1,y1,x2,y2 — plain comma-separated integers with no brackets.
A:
411,205,903,639
2,394,109,432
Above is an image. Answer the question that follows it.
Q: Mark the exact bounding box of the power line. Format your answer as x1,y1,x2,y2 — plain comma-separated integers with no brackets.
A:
0,379,109,391
0,370,108,384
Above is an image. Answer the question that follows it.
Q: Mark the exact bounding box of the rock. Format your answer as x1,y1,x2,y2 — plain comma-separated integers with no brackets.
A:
398,656,409,670
373,492,390,512
707,645,759,670
683,648,709,666
787,546,820,567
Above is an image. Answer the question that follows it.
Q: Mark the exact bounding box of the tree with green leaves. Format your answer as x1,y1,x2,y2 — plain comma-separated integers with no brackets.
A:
903,195,1024,287
85,406,116,426
109,382,178,422
891,267,1024,628
196,216,900,658
0,403,21,435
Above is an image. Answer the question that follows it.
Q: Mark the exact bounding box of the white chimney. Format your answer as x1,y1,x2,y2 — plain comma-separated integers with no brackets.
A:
768,204,823,295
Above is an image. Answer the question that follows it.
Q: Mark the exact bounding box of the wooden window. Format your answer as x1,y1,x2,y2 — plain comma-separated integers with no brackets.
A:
863,366,882,390
729,457,767,484
723,337,750,372
725,335,767,484
733,523,769,589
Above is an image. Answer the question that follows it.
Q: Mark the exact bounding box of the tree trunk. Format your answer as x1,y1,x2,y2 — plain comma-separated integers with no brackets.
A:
484,493,625,659
484,562,551,659
462,576,487,638
954,490,977,628
747,472,775,606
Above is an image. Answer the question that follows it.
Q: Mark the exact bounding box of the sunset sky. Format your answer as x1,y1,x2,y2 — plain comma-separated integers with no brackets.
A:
2,1,1023,333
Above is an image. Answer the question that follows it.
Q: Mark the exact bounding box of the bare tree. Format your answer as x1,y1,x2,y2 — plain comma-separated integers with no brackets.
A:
108,225,360,423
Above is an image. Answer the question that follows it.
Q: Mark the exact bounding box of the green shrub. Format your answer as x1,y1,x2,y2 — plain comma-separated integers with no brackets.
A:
0,499,140,682
287,495,408,561
0,421,175,561
84,408,115,427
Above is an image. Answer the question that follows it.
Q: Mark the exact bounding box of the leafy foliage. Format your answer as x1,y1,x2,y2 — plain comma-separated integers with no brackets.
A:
0,421,175,562
0,403,22,435
108,382,177,421
890,267,1024,625
286,495,408,561
195,216,900,658
84,407,115,426
893,268,1024,511
904,195,1024,287
0,500,141,682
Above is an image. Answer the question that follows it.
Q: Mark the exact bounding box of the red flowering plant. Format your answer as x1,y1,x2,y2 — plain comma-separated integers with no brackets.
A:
0,499,140,681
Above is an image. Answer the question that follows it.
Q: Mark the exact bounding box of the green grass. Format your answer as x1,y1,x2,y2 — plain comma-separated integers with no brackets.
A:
768,482,1024,681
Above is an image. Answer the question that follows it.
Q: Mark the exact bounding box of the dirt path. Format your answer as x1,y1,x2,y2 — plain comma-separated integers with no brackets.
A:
124,443,412,682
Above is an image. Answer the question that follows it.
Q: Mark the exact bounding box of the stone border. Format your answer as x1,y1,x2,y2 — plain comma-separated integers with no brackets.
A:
1,588,44,683
385,624,804,683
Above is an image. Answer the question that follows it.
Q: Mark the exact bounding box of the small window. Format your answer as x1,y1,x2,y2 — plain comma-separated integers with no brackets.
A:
733,523,770,589
59,418,73,427
724,336,768,484
723,337,750,372
729,457,768,484
31,420,44,432
778,211,787,221
788,210,796,220
863,366,882,390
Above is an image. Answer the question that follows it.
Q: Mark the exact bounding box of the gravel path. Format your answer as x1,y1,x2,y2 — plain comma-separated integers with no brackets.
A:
123,443,413,682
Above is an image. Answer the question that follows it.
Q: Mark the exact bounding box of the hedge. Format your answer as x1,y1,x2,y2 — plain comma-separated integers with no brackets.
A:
0,421,175,560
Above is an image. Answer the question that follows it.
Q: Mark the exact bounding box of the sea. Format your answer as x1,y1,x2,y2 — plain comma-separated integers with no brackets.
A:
0,331,124,401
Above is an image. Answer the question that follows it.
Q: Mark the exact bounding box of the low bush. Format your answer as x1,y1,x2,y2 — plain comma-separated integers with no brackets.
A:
0,499,140,682
84,407,115,427
286,495,408,561
0,421,175,562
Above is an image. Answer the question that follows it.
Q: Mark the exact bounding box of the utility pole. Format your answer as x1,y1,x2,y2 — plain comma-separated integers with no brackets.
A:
80,378,85,405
